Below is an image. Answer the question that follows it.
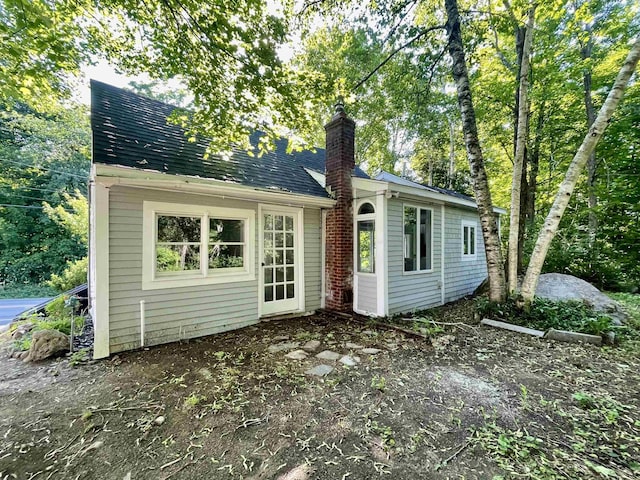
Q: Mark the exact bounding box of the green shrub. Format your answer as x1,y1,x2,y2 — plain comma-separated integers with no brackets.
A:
47,256,87,292
45,296,69,322
476,297,614,336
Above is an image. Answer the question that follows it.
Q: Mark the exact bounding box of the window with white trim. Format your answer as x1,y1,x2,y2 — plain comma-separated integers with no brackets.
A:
462,221,477,259
356,202,375,273
142,202,255,289
403,205,432,272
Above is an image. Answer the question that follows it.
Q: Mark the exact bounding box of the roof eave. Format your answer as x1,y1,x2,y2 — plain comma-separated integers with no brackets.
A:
93,163,336,208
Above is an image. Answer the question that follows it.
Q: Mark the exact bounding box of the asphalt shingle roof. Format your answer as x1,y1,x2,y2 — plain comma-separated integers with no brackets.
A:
91,80,368,198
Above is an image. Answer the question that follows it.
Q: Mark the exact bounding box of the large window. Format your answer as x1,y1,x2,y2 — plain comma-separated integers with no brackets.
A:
143,202,255,289
357,202,375,273
404,205,432,272
462,221,477,259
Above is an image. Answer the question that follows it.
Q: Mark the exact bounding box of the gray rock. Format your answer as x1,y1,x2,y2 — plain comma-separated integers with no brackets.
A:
535,273,627,325
302,340,321,351
361,348,382,355
268,342,300,353
345,342,363,349
315,350,341,361
272,335,290,342
24,330,69,362
11,322,35,341
305,364,334,376
339,355,360,366
154,416,165,425
285,349,309,360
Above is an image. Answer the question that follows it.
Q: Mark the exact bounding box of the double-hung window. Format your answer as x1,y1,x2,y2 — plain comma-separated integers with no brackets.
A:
143,201,255,289
462,221,477,259
356,202,376,273
403,205,432,272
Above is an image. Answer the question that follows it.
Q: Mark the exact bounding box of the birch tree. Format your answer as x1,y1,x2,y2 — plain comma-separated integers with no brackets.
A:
507,5,535,293
445,0,507,302
520,38,640,302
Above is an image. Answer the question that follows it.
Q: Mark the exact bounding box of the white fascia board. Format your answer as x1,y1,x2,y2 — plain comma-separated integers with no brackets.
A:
353,177,506,214
94,164,337,208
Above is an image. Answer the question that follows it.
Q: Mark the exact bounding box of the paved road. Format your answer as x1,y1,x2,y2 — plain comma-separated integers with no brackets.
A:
0,298,52,326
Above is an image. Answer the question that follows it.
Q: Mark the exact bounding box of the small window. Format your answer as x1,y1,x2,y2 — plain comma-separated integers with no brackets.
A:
462,221,477,259
358,219,375,273
404,206,432,272
358,202,375,215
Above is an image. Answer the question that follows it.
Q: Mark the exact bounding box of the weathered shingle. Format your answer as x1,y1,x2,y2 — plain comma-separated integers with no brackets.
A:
91,80,368,198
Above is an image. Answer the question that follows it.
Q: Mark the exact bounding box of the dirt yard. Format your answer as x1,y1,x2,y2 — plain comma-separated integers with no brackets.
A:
1,300,639,480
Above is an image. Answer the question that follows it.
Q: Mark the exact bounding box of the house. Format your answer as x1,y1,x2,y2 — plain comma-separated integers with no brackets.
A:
89,81,505,359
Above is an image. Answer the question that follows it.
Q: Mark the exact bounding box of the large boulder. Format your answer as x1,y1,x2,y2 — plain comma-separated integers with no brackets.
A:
24,329,69,362
535,273,627,325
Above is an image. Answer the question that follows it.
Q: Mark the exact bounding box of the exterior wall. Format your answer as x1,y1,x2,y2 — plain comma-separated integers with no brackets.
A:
386,198,443,315
107,186,322,354
443,207,487,302
355,275,377,314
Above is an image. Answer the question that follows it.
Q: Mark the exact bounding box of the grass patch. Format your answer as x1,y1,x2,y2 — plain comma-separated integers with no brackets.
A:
476,297,614,336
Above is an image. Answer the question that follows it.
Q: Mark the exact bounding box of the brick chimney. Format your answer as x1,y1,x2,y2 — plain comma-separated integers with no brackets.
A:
324,101,355,312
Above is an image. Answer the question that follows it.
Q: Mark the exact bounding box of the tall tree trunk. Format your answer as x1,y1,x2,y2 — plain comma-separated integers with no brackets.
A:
526,102,545,225
448,118,455,189
521,38,640,303
508,5,535,294
582,37,598,246
445,0,506,303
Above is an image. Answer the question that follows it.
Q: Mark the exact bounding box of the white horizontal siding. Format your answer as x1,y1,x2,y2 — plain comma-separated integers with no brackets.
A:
108,186,322,354
355,274,377,314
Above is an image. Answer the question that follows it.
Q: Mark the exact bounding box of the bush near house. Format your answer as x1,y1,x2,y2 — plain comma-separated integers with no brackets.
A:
475,297,615,336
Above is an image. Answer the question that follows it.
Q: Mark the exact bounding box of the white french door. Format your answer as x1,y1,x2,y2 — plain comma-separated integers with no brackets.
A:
260,207,303,316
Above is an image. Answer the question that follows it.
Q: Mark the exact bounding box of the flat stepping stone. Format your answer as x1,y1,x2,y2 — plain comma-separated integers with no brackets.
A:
480,318,545,337
345,342,364,349
339,355,360,367
268,342,300,353
302,340,321,351
305,364,334,376
361,348,382,355
316,350,341,361
272,335,290,342
285,350,309,360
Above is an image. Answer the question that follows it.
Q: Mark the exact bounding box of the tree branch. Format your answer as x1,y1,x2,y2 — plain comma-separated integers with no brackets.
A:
351,25,445,92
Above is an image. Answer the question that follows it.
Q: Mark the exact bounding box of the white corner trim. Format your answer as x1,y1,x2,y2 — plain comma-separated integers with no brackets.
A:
376,190,388,316
141,201,256,290
441,204,446,305
91,181,110,359
320,209,327,309
461,219,478,261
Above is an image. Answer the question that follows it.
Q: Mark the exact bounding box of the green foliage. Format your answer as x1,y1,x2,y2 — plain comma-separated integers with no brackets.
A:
0,283,56,299
14,336,31,352
45,296,68,322
47,257,87,292
69,348,91,366
371,375,387,392
476,297,614,335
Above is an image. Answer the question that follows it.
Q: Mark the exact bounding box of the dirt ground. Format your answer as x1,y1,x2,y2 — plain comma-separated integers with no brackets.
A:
1,300,639,480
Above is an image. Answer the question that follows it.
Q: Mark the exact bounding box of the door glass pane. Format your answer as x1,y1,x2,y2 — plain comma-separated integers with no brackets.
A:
264,285,273,302
276,284,285,300
285,233,293,247
286,283,295,299
275,267,284,282
275,215,283,230
275,249,283,265
285,249,294,265
285,216,293,231
264,214,273,230
286,266,294,281
357,220,375,273
264,251,273,266
264,232,273,249
275,232,284,247
265,267,273,284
